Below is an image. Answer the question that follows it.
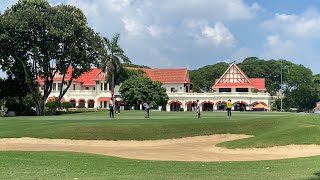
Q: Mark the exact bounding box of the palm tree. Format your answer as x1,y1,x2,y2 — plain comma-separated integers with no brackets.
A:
101,33,131,97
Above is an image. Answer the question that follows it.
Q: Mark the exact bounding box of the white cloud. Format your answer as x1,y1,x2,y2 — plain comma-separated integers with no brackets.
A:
121,16,142,34
263,9,320,38
261,34,298,61
160,0,261,21
147,25,173,38
201,22,235,46
107,0,131,12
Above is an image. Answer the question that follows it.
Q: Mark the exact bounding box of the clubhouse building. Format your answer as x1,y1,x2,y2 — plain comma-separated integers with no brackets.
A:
44,63,271,111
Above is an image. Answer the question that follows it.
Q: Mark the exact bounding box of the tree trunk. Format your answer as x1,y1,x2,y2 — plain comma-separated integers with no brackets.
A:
18,96,23,115
111,73,115,97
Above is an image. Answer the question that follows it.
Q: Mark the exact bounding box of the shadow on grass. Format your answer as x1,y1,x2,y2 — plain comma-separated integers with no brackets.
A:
307,172,320,180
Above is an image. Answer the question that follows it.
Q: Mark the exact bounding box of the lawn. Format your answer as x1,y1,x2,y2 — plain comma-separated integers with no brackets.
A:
0,111,320,148
1,111,320,179
1,151,320,180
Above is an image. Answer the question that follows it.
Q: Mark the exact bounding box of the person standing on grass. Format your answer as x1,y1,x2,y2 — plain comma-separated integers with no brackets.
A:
196,99,201,118
143,101,150,118
115,100,121,114
109,98,114,118
226,99,232,118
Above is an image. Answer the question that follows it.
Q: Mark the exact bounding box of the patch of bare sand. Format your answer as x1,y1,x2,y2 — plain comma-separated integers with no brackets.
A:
1,134,320,161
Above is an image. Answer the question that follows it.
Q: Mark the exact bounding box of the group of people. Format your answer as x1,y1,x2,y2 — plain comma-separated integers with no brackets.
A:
108,98,121,118
108,98,150,118
195,99,233,119
109,98,233,119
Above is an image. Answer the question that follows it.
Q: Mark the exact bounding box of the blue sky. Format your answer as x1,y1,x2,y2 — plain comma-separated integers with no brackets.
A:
1,0,320,77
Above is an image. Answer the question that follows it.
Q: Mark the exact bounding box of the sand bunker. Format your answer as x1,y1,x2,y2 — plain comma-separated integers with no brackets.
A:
1,134,320,161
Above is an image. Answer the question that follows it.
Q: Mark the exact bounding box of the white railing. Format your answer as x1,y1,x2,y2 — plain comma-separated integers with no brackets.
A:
68,90,95,95
168,92,270,97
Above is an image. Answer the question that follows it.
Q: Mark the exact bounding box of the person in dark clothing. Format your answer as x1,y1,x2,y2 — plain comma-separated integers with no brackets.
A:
116,100,121,114
143,101,150,118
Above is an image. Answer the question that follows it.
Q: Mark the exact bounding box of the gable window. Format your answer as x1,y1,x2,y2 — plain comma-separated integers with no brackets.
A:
219,88,231,92
236,88,248,92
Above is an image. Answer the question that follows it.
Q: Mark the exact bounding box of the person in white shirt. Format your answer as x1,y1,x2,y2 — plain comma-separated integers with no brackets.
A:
196,100,201,118
109,98,114,118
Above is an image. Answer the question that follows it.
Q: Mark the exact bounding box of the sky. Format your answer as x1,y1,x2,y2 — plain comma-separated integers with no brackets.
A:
1,0,320,77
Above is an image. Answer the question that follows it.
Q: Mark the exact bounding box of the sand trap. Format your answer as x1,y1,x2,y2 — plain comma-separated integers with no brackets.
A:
1,134,320,161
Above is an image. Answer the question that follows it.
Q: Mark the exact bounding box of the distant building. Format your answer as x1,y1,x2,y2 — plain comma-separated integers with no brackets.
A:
42,63,271,112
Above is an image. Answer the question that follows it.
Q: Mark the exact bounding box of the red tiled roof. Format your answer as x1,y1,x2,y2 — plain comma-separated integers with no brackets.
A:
212,78,265,90
78,68,101,85
40,67,104,85
127,67,191,83
314,106,320,110
143,68,191,83
41,67,191,85
249,78,266,90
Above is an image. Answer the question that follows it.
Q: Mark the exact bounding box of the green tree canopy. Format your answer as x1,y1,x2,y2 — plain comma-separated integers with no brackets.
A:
0,0,105,115
189,62,229,92
119,74,168,110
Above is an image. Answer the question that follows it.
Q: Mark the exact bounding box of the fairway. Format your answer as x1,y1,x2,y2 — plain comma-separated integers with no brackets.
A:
1,111,320,179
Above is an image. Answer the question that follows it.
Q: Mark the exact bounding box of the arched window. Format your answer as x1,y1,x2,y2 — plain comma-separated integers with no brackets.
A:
70,100,76,108
78,100,85,108
88,100,95,108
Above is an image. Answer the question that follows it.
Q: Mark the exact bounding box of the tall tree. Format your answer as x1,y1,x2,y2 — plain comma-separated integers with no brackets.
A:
119,74,168,110
312,74,320,98
0,0,105,115
101,33,131,97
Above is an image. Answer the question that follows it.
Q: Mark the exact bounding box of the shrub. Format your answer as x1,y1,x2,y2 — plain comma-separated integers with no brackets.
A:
61,102,72,109
45,100,56,111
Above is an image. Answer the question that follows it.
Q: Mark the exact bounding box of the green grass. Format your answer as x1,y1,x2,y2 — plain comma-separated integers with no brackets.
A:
1,111,320,179
1,151,320,180
1,111,320,148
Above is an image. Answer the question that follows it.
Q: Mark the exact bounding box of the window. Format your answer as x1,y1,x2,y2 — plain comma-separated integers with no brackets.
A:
73,84,76,90
101,83,103,91
219,88,231,92
93,87,95,90
52,83,56,91
104,83,108,91
88,100,94,108
70,100,76,108
58,83,62,91
85,87,89,90
78,100,85,108
236,88,248,92
171,88,176,92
